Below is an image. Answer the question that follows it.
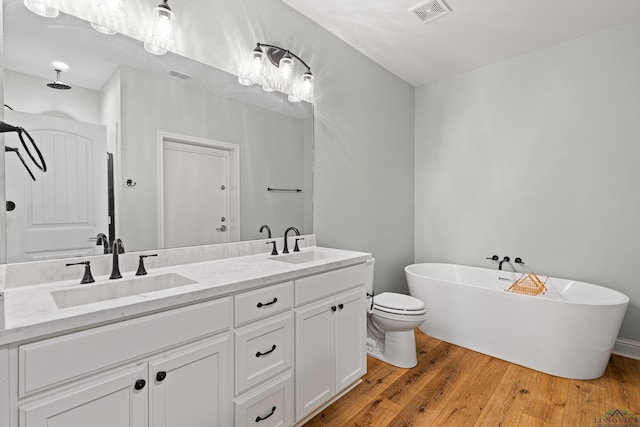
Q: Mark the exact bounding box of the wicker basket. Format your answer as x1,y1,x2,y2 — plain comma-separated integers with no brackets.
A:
506,272,546,296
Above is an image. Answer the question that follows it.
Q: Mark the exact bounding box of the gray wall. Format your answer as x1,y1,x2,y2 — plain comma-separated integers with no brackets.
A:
58,0,416,293
118,67,309,251
415,20,640,341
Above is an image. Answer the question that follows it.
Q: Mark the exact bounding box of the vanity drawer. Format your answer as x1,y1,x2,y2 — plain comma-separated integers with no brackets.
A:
235,313,293,395
235,281,293,327
235,373,294,427
19,297,231,396
295,264,365,306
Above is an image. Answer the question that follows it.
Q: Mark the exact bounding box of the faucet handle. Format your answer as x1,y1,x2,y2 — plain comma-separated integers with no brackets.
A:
136,254,158,276
294,237,304,252
266,241,278,256
486,255,499,261
514,257,524,264
66,261,95,284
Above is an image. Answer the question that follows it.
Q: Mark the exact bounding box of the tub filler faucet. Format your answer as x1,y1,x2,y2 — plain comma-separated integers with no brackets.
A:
499,256,510,270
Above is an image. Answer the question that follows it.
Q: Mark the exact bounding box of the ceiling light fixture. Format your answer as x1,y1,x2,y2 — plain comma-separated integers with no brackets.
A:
144,0,176,56
238,42,314,103
23,0,60,18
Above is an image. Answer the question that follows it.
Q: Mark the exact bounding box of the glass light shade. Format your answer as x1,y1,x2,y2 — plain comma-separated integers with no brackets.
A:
97,0,127,17
279,54,294,81
147,3,175,54
90,22,117,35
144,41,167,56
299,72,314,100
249,48,264,82
238,74,254,86
23,0,60,18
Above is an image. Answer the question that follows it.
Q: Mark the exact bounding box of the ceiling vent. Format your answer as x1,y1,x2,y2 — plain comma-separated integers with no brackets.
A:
409,0,452,24
169,70,191,80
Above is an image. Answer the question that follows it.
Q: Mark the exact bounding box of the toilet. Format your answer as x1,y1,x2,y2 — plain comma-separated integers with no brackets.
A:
364,259,427,368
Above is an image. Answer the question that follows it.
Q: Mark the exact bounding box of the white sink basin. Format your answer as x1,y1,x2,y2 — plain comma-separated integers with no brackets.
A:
270,250,338,264
51,273,197,309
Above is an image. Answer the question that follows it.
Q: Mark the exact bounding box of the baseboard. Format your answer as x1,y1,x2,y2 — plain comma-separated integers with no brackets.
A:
613,338,640,360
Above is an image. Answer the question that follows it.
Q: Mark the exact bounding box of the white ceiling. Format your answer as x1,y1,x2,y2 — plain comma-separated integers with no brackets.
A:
280,0,640,86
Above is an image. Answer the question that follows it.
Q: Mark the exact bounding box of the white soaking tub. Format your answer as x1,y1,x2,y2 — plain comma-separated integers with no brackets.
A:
405,263,629,380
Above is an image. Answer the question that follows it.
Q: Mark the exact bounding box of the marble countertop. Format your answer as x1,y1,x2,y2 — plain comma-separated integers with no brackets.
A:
0,246,372,345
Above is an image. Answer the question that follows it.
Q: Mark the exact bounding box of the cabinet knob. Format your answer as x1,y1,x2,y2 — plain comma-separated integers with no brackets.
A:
331,306,337,312
255,406,277,422
338,303,344,310
134,379,146,390
156,371,167,382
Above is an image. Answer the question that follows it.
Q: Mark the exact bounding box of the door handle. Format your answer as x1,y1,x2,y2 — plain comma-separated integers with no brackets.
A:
216,225,227,232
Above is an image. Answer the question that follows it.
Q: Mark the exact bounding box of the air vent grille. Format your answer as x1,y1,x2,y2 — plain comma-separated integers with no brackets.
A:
409,0,451,24
169,70,191,80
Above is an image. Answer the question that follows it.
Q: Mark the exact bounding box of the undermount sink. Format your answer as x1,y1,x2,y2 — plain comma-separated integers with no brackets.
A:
270,250,338,264
51,273,197,309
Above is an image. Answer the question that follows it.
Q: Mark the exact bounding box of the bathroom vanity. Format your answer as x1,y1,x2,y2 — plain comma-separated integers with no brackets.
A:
0,238,372,427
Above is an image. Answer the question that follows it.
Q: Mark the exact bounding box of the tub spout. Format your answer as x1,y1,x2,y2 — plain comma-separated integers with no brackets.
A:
498,256,510,270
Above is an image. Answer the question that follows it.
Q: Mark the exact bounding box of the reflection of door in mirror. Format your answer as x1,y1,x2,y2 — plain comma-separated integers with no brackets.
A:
4,110,108,262
159,134,239,248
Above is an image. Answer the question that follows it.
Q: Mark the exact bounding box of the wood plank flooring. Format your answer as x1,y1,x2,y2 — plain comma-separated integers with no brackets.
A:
305,330,640,426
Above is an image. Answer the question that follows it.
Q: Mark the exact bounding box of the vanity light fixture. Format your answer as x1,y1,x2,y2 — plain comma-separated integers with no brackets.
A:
238,43,315,103
90,0,127,35
23,0,60,18
143,0,176,56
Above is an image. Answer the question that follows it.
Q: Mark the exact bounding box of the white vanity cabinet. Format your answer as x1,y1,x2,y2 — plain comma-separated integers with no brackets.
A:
13,298,233,427
294,265,367,422
233,282,295,427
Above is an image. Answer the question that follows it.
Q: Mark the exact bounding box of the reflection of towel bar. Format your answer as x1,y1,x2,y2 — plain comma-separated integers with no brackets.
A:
268,187,302,193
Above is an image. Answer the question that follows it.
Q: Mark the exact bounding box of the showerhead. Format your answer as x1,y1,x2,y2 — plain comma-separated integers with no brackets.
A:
47,69,71,90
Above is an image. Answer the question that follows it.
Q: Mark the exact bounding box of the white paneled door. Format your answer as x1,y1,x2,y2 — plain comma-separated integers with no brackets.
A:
4,110,108,262
159,133,239,248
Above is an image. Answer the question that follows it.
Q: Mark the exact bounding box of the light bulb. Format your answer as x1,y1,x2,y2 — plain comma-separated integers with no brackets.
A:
23,0,60,18
249,45,264,82
279,53,294,82
299,71,314,101
145,1,175,55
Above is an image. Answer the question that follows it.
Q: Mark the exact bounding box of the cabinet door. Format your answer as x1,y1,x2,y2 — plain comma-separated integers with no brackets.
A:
295,299,335,421
149,334,232,427
335,288,366,393
20,364,147,427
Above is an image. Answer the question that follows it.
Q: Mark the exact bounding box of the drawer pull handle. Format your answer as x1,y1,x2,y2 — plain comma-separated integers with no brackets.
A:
134,379,146,390
156,371,167,382
338,303,344,310
255,406,276,422
257,297,278,308
256,345,277,357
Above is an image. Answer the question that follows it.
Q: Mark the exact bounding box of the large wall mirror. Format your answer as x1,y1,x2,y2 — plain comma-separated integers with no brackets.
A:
2,0,313,263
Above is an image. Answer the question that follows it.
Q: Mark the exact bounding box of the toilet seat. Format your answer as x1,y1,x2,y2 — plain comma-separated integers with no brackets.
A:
373,292,426,317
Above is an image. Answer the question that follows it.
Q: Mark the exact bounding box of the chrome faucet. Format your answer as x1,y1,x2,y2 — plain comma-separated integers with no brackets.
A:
282,226,300,254
109,238,125,279
498,256,510,271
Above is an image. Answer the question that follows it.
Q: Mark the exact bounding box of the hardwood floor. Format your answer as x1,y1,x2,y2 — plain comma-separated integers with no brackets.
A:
305,330,640,426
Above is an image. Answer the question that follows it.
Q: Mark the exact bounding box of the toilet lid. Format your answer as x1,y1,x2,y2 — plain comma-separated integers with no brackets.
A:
374,292,425,312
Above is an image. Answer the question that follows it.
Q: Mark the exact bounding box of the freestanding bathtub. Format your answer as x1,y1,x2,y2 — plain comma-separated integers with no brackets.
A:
405,263,629,380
